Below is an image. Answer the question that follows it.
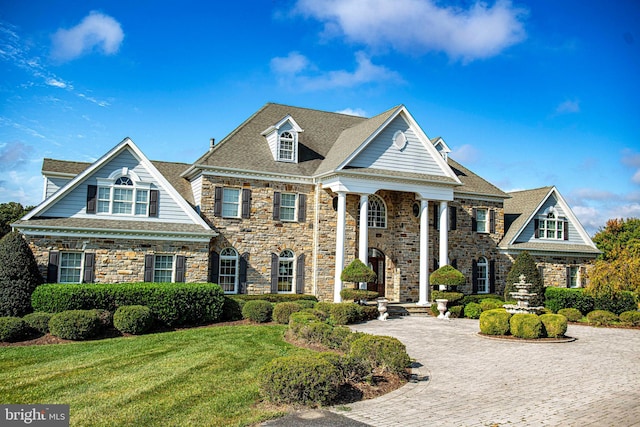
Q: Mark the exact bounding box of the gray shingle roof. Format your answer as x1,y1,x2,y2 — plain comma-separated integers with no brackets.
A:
447,158,509,198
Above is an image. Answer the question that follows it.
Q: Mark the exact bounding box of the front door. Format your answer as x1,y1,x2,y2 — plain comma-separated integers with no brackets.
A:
367,248,385,297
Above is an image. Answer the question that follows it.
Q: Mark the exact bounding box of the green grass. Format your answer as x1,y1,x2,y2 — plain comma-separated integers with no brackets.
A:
0,325,312,426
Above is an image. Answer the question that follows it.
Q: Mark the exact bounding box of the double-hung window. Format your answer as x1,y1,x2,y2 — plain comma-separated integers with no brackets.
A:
476,209,488,233
279,193,296,221
153,255,174,282
219,248,239,293
59,252,83,283
222,188,241,218
278,131,295,161
476,257,488,293
277,250,295,293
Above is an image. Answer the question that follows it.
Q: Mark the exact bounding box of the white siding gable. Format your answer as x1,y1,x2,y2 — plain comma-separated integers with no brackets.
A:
348,115,449,177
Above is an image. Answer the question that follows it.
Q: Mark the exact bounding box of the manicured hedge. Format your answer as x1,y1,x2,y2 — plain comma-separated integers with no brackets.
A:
431,291,464,304
619,311,640,326
586,310,618,326
479,309,511,335
479,298,505,311
31,283,224,327
272,302,302,324
229,294,317,303
349,334,411,375
558,308,582,322
545,287,594,314
593,291,638,315
241,300,272,323
48,310,102,340
0,317,29,342
113,305,154,335
23,312,53,334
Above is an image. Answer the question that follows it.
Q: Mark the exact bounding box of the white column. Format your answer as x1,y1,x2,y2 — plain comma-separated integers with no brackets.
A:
439,201,449,268
358,194,369,290
334,191,347,302
417,199,430,305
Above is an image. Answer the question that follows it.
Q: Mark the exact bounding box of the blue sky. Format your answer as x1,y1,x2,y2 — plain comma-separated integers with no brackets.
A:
1,0,638,236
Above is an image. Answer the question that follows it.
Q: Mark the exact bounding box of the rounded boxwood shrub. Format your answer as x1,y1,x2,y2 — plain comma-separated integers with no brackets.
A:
464,302,482,319
272,302,302,324
480,298,504,311
448,305,463,318
510,313,543,339
356,304,379,321
431,291,464,305
314,302,333,316
558,308,582,322
289,311,323,335
325,325,353,350
0,316,29,342
23,312,53,334
113,305,154,335
586,310,618,326
93,309,113,329
339,288,378,302
258,354,341,406
298,321,333,345
539,313,567,338
329,302,359,325
619,311,640,326
221,297,243,321
479,309,511,335
242,300,273,323
293,300,316,309
349,334,410,375
48,310,101,340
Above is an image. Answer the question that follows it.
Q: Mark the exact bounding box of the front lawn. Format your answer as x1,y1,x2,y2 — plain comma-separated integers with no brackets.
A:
0,324,311,426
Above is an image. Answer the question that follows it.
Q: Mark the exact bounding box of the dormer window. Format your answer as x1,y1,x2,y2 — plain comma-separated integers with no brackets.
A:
278,131,295,161
90,168,158,217
535,208,568,240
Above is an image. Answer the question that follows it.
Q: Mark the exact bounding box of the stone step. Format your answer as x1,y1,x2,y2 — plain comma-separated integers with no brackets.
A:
386,303,432,317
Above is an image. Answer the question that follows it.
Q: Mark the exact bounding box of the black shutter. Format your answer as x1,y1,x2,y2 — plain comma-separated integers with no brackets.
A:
534,219,540,238
489,260,496,294
175,255,186,283
149,190,159,217
433,203,439,230
450,206,457,230
144,254,155,282
270,253,279,293
489,210,496,234
296,254,305,294
210,251,219,284
83,253,95,283
239,252,249,294
564,220,569,240
273,192,281,220
433,258,439,271
472,208,477,232
47,251,59,283
213,187,223,217
86,185,97,214
451,259,457,269
241,189,251,219
298,194,307,222
471,259,478,293
566,266,572,288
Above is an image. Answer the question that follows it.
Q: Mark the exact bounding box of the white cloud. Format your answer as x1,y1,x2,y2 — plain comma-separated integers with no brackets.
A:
336,108,367,117
294,0,527,62
271,51,402,90
51,11,124,62
555,99,580,114
0,142,34,171
46,78,67,88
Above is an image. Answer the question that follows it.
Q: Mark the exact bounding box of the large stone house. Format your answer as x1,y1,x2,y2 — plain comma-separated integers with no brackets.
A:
14,103,600,302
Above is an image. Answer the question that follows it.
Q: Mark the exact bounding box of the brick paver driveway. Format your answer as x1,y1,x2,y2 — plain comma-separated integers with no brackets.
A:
332,316,640,427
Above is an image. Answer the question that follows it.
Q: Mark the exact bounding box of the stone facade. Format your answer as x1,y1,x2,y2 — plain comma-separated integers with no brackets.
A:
504,252,595,289
26,235,209,283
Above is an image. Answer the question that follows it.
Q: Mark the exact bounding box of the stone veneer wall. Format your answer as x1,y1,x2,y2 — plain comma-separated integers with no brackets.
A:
504,253,596,289
26,236,209,283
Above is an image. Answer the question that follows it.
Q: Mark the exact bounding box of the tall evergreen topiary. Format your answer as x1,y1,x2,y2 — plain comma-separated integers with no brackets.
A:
0,231,43,316
504,251,544,307
340,259,376,288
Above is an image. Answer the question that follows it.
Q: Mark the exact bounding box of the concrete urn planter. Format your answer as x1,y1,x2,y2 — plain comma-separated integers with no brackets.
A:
435,299,448,319
377,298,389,321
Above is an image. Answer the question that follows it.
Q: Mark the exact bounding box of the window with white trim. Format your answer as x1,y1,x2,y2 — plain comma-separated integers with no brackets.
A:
219,248,239,293
59,252,83,283
96,175,151,216
476,257,489,294
222,188,241,218
569,266,580,288
278,131,295,161
539,212,564,239
280,193,297,221
153,255,174,283
368,195,387,228
476,209,488,233
278,250,295,293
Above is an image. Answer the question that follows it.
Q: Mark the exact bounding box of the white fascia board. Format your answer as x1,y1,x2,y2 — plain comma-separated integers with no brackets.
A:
321,174,454,201
506,187,555,246
261,115,304,136
453,191,508,203
197,166,314,184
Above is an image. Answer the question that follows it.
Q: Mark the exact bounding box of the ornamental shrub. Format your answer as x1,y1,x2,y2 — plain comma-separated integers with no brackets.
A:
431,291,464,304
318,352,369,383
540,313,568,338
430,265,466,289
48,310,101,340
231,294,317,304
113,305,154,335
544,287,594,314
340,259,376,285
293,300,316,309
510,313,543,339
289,311,323,335
298,321,333,345
619,311,640,326
479,309,511,335
340,288,379,302
558,308,583,322
221,297,243,321
31,282,224,326
314,302,333,316
464,302,482,319
258,354,341,406
448,305,463,318
0,317,29,342
241,300,273,323
349,334,411,375
593,291,637,315
23,312,53,334
93,309,113,329
461,294,504,305
586,310,618,326
325,325,353,350
272,302,302,324
355,304,379,321
0,231,43,317
480,298,504,311
329,302,360,325
505,251,544,307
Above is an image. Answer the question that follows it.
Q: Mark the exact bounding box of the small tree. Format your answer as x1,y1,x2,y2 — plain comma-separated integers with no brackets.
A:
341,259,376,287
504,251,544,307
429,265,465,290
0,202,34,239
0,231,43,316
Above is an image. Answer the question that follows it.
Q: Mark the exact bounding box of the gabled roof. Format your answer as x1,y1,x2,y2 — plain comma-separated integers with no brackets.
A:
447,159,509,199
500,186,599,254
23,138,210,231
